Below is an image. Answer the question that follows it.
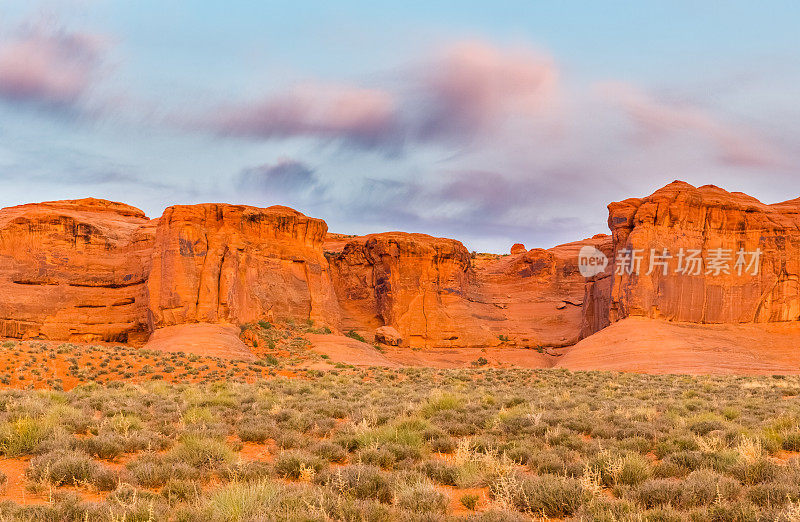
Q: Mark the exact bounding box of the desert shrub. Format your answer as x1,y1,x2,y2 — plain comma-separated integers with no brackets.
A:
27,449,118,490
630,478,684,508
418,459,458,486
731,458,779,485
161,478,200,503
311,441,347,463
79,432,126,460
128,453,202,487
577,497,636,521
394,479,448,514
491,473,585,517
746,482,800,508
460,493,480,511
357,447,396,469
0,416,51,456
273,451,326,479
316,465,393,503
345,330,367,343
589,451,652,487
170,435,235,470
782,431,800,451
220,460,272,483
237,416,275,443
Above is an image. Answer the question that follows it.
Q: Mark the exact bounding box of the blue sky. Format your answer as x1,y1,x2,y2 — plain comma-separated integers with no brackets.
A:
1,1,799,252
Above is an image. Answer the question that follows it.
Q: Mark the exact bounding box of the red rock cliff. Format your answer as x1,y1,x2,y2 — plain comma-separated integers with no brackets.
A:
0,199,154,343
148,204,340,329
591,181,800,333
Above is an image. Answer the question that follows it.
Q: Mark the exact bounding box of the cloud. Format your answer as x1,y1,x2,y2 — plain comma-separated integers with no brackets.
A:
599,82,789,169
205,40,559,153
0,23,105,109
414,41,559,143
213,84,399,150
237,158,318,194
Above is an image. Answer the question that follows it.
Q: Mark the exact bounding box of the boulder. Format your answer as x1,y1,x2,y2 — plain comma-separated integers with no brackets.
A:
374,325,403,346
510,243,526,254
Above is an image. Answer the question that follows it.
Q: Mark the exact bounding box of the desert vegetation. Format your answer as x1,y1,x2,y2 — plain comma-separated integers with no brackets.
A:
0,346,796,520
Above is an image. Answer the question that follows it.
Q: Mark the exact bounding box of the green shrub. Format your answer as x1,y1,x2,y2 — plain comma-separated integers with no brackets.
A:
395,479,448,514
170,435,235,470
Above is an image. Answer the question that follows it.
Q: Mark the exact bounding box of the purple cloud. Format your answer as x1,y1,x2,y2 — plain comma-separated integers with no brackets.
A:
238,158,317,194
212,84,399,150
599,82,789,169
0,24,105,108
205,40,559,153
414,40,559,143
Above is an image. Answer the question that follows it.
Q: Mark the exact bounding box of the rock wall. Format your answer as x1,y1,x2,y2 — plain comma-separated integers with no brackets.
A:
594,181,800,334
9,181,792,351
0,199,154,343
327,232,611,348
147,204,340,329
330,232,497,348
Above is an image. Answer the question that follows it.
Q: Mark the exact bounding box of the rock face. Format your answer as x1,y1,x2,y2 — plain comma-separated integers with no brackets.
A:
328,232,486,348
7,180,796,357
0,199,154,343
148,204,340,329
327,232,612,349
0,197,617,350
584,181,800,336
472,235,613,348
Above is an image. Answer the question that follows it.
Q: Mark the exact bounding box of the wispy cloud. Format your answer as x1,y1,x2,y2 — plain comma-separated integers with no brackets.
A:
599,82,789,169
0,22,105,109
238,158,318,194
413,41,559,143
212,84,399,151
204,40,559,154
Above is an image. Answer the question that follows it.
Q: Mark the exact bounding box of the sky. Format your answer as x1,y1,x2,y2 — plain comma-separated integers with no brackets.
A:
0,1,798,252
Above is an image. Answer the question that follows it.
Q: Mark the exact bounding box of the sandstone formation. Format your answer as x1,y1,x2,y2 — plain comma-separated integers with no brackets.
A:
148,204,340,329
327,232,610,348
0,199,154,344
5,180,800,366
583,181,800,336
374,326,403,346
510,243,526,254
328,232,489,348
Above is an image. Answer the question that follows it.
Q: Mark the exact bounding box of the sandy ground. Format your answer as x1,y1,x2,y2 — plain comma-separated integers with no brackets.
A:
555,317,800,374
143,323,256,360
307,334,553,369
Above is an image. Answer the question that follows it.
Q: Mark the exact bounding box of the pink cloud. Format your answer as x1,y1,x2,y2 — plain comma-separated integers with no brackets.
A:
599,82,788,169
207,40,560,151
212,84,399,149
416,40,559,141
0,25,104,107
